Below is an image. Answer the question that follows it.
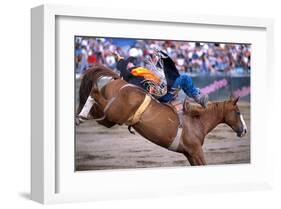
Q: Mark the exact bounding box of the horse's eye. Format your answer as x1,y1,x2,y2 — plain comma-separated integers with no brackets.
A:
236,111,241,115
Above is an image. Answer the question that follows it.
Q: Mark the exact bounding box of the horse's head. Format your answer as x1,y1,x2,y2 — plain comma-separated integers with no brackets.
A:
223,96,247,137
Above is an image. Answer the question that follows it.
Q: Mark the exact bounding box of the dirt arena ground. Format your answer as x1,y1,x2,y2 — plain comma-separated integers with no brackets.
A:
75,102,250,171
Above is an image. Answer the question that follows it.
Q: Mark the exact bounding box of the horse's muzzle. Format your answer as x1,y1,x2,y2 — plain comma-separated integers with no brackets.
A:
237,128,247,137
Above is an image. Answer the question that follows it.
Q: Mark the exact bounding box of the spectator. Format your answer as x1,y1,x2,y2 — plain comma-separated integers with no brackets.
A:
74,37,251,76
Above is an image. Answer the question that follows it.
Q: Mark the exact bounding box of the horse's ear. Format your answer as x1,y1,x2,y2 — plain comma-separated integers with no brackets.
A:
232,96,240,105
229,94,239,105
229,93,235,101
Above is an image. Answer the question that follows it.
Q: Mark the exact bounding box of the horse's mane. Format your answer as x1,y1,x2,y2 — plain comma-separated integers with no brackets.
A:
184,100,222,117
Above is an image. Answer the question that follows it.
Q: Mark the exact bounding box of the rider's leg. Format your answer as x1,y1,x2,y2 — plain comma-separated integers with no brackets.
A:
173,74,208,108
158,92,175,103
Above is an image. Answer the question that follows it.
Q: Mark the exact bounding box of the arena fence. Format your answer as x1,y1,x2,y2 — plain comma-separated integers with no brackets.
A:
75,74,250,104
191,75,250,102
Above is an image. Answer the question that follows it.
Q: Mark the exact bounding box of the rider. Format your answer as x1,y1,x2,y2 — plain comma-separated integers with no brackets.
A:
114,48,208,108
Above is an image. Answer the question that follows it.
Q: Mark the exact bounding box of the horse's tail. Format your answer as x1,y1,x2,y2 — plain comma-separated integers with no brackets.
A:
76,64,120,115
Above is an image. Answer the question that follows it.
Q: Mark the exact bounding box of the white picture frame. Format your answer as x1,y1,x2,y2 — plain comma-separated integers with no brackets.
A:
31,4,274,204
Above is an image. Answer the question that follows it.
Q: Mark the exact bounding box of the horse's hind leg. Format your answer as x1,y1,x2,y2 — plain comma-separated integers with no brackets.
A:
90,86,129,124
77,85,108,125
76,94,98,125
101,96,134,125
77,88,107,124
78,96,95,119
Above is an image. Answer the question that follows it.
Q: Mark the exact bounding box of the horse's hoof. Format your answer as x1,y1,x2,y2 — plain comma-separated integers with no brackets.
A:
76,116,87,126
128,125,135,135
75,117,81,126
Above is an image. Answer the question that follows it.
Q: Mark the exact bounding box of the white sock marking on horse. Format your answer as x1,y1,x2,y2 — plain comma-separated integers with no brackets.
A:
168,128,182,152
79,96,95,119
240,114,247,132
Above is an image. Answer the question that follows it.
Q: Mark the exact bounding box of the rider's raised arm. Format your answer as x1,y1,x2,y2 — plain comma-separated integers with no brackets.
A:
116,56,137,81
155,50,180,91
157,51,178,73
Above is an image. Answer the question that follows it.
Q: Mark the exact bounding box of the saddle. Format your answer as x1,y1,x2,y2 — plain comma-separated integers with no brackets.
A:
170,99,183,113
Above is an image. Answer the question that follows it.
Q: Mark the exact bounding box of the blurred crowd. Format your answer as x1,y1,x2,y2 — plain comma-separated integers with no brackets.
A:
75,37,251,75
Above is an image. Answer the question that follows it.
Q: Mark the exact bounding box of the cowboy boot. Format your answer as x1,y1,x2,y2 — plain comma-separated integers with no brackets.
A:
194,93,209,108
153,47,168,59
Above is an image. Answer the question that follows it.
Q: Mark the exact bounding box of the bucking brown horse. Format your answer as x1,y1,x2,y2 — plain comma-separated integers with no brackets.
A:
77,64,247,166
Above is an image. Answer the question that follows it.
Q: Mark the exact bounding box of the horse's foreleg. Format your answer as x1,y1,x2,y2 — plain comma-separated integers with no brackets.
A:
183,152,195,166
182,144,207,166
194,154,206,165
191,148,207,165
